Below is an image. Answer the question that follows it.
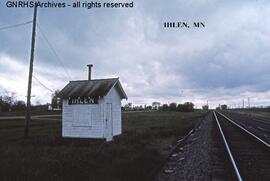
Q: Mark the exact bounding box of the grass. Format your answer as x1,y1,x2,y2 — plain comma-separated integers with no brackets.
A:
0,110,61,117
0,111,206,181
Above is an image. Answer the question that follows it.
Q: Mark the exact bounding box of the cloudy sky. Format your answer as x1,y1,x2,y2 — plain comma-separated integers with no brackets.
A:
1,0,270,108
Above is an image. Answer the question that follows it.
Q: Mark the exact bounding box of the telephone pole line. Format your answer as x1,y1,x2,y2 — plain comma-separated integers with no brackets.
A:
25,6,37,137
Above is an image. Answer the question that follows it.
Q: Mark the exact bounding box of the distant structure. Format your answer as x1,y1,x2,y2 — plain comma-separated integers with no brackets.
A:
58,64,127,141
124,102,132,111
202,100,209,110
152,102,161,110
202,105,209,110
221,104,228,110
51,92,62,110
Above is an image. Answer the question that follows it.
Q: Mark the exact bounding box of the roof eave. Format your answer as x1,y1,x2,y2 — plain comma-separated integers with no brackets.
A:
104,78,128,100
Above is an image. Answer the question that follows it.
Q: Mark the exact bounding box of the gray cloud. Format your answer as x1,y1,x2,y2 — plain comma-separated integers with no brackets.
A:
1,0,270,108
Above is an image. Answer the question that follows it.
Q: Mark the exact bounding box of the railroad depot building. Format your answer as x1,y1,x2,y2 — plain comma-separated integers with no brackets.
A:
58,65,127,141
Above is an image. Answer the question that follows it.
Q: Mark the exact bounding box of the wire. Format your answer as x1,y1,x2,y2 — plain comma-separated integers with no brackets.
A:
0,21,32,31
33,74,54,93
37,24,73,81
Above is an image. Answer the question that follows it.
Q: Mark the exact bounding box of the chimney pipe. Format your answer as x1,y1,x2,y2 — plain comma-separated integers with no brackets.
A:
87,64,93,80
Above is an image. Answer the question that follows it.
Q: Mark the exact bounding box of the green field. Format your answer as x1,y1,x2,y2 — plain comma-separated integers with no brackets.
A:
0,110,61,117
0,111,206,181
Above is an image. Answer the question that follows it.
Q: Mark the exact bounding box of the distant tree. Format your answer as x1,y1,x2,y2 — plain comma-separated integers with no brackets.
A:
176,104,182,111
161,104,169,111
51,90,62,109
185,102,194,111
145,105,152,110
127,103,132,107
169,102,177,111
12,100,26,111
0,92,26,112
177,102,194,112
124,103,132,111
0,96,11,112
3,95,14,106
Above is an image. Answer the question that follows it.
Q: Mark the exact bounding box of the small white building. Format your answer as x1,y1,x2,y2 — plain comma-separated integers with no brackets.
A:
152,102,161,110
58,65,127,141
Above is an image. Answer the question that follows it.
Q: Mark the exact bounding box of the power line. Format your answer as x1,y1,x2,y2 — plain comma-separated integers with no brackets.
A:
33,74,54,93
36,23,73,81
0,21,32,31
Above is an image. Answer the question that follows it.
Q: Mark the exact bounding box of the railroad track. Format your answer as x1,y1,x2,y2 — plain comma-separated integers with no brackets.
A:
225,112,270,134
213,111,270,181
236,114,270,142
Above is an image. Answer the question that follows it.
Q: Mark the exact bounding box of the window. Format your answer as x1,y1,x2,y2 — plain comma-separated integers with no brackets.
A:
72,107,92,127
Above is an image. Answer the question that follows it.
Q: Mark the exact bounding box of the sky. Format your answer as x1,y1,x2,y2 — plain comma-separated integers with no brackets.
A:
0,0,270,109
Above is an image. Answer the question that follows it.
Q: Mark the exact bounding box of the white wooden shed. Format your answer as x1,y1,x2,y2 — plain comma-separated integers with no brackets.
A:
58,65,127,141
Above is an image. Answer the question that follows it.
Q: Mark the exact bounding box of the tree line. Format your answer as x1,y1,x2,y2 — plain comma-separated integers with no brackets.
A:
0,90,59,112
0,94,26,112
123,102,195,112
160,102,194,112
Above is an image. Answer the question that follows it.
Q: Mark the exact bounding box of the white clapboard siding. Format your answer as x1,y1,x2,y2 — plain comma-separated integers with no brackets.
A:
62,100,103,138
62,83,124,139
104,86,122,136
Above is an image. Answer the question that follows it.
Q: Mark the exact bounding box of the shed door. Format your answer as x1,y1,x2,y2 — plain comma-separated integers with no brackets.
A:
105,103,113,141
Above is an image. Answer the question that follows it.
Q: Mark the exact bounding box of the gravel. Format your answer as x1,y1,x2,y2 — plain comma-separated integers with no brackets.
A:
155,113,213,181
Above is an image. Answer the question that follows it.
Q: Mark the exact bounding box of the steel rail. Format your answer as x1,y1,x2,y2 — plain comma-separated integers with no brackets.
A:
217,111,270,148
213,111,243,181
252,118,270,126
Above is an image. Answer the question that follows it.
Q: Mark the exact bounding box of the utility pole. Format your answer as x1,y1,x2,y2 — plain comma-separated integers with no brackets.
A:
248,97,250,108
242,99,245,109
25,6,37,137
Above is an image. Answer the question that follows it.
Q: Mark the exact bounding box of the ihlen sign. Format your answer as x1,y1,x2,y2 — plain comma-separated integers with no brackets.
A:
68,97,98,105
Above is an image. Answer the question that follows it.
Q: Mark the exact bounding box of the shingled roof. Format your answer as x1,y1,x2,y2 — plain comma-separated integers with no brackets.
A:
58,78,127,99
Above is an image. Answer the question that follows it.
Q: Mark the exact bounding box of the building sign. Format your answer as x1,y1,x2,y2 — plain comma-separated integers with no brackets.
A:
68,97,98,105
